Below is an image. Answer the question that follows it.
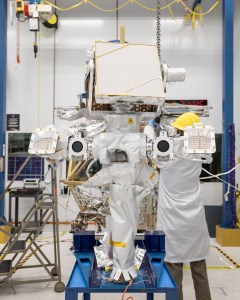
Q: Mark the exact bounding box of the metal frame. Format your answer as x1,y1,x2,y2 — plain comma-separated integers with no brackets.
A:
8,187,44,227
65,232,178,300
0,169,65,292
0,193,62,289
0,0,7,220
222,0,235,227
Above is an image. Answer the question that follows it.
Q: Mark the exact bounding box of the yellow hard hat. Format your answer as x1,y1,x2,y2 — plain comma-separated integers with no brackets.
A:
170,112,200,130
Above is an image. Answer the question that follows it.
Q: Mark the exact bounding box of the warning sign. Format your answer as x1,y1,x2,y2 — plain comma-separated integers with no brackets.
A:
7,114,20,131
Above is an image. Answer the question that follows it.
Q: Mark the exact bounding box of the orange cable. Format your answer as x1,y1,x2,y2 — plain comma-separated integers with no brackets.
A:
122,280,133,300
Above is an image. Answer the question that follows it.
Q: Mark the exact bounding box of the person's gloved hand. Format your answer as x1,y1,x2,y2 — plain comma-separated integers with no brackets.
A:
148,119,158,128
144,118,160,140
165,125,178,137
144,124,155,140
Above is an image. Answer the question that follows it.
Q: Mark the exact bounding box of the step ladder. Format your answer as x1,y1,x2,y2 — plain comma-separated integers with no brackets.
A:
0,191,65,292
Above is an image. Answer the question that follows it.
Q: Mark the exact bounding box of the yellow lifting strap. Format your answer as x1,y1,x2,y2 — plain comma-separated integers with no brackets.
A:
110,240,126,248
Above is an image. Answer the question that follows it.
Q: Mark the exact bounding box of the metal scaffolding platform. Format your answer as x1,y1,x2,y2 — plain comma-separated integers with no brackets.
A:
0,169,65,292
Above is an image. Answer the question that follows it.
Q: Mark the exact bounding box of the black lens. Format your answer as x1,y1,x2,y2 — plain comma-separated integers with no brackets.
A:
72,141,83,153
157,140,169,153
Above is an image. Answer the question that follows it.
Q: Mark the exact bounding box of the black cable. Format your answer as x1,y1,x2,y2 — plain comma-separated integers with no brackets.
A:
16,12,26,22
154,115,161,124
192,0,202,12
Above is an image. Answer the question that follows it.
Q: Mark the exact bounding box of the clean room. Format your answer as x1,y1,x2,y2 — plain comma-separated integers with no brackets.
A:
0,1,240,299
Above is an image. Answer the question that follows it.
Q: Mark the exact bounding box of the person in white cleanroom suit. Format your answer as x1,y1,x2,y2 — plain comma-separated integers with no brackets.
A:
144,112,212,300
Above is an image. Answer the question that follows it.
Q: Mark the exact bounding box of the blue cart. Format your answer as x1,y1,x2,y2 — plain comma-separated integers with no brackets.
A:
65,231,178,300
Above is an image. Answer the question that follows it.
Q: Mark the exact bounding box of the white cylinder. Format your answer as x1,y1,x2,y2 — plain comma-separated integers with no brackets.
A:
167,68,186,82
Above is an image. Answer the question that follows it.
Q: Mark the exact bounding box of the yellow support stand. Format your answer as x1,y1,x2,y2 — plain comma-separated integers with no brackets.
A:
216,225,240,247
120,26,125,44
216,191,240,246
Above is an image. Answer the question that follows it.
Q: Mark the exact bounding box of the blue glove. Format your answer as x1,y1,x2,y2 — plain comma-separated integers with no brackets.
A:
149,119,158,128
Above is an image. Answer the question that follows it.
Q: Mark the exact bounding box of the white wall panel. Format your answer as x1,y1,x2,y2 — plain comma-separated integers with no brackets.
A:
7,17,54,130
55,17,116,107
118,13,222,132
6,0,224,220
